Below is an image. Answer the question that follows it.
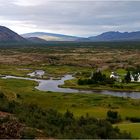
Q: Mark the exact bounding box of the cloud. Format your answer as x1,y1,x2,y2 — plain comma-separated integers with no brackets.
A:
12,0,47,6
0,1,140,36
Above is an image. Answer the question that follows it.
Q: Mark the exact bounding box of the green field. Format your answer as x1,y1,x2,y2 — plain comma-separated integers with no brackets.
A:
1,77,140,137
114,123,140,138
0,64,92,77
0,78,140,119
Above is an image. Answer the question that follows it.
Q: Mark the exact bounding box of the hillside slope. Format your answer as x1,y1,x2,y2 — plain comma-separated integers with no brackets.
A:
27,37,47,43
0,26,26,42
88,31,140,42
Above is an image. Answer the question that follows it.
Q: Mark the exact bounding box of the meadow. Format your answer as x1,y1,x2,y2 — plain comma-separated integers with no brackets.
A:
0,42,140,138
114,123,140,138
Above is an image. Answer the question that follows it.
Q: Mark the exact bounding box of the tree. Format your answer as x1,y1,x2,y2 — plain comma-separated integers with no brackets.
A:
78,71,115,85
106,110,121,124
124,71,131,83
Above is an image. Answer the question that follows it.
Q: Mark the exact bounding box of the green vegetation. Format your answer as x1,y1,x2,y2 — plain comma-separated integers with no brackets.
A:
0,78,140,120
0,92,132,139
124,71,131,83
61,68,140,91
0,64,91,78
63,77,140,91
78,71,115,85
0,45,140,138
126,117,140,123
114,123,140,138
107,110,121,124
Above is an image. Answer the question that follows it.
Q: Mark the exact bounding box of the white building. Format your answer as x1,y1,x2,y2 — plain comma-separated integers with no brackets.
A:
110,72,119,79
137,73,140,82
130,74,135,82
110,72,122,82
130,72,140,82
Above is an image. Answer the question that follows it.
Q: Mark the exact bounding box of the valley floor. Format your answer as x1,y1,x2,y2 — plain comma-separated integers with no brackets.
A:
0,45,140,138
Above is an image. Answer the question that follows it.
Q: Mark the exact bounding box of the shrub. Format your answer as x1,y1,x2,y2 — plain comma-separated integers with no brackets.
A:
106,110,121,124
126,117,140,123
78,71,115,85
0,91,5,99
21,128,36,139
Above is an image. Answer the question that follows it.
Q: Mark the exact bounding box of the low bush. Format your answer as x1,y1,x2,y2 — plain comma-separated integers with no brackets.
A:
106,110,122,124
126,117,140,123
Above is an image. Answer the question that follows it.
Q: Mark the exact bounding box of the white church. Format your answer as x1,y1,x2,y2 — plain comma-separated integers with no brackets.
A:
110,72,140,83
130,73,140,82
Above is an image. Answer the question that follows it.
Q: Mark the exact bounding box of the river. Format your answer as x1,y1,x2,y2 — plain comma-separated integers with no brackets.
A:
1,73,140,99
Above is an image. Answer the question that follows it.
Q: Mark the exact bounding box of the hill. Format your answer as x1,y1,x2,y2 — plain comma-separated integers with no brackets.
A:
88,31,140,42
0,26,26,42
22,31,140,42
27,37,47,44
21,32,83,41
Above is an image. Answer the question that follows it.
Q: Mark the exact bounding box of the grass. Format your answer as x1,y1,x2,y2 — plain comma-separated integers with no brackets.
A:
0,64,92,78
62,77,140,91
0,65,33,77
114,123,140,138
0,78,140,119
116,68,127,75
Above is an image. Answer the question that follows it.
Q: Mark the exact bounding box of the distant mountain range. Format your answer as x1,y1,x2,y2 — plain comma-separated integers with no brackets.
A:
88,31,140,42
1,25,140,43
22,31,140,42
21,32,83,41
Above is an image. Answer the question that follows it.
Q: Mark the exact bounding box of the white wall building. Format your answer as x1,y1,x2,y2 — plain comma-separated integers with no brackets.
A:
137,73,140,82
110,72,119,79
130,73,140,82
130,74,135,82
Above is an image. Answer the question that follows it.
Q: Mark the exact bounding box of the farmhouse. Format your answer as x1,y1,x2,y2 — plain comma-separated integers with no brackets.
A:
110,72,121,82
130,74,135,82
110,72,119,79
130,73,140,82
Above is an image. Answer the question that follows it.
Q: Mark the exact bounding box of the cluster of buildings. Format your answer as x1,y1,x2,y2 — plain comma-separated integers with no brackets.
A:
110,72,122,82
130,73,140,82
110,72,140,82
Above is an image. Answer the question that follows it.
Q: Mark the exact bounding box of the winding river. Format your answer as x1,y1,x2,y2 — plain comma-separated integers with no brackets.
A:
2,73,140,99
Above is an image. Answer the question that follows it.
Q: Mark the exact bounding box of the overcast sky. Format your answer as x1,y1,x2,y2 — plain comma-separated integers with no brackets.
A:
0,0,140,37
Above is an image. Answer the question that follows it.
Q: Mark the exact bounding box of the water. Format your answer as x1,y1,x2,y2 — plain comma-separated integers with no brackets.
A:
35,75,80,93
1,73,140,99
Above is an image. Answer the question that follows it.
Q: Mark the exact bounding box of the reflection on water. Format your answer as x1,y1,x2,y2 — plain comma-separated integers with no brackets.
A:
2,74,140,99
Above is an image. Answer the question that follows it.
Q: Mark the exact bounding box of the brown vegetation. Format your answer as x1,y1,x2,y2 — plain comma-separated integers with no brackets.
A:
0,47,139,70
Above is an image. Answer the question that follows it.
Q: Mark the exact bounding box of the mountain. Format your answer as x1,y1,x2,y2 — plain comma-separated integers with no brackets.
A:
23,31,140,42
27,37,47,44
1,25,140,43
0,26,26,42
88,31,140,42
21,32,83,41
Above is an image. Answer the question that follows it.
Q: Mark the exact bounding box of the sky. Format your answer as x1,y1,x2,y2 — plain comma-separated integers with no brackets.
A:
0,0,140,37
